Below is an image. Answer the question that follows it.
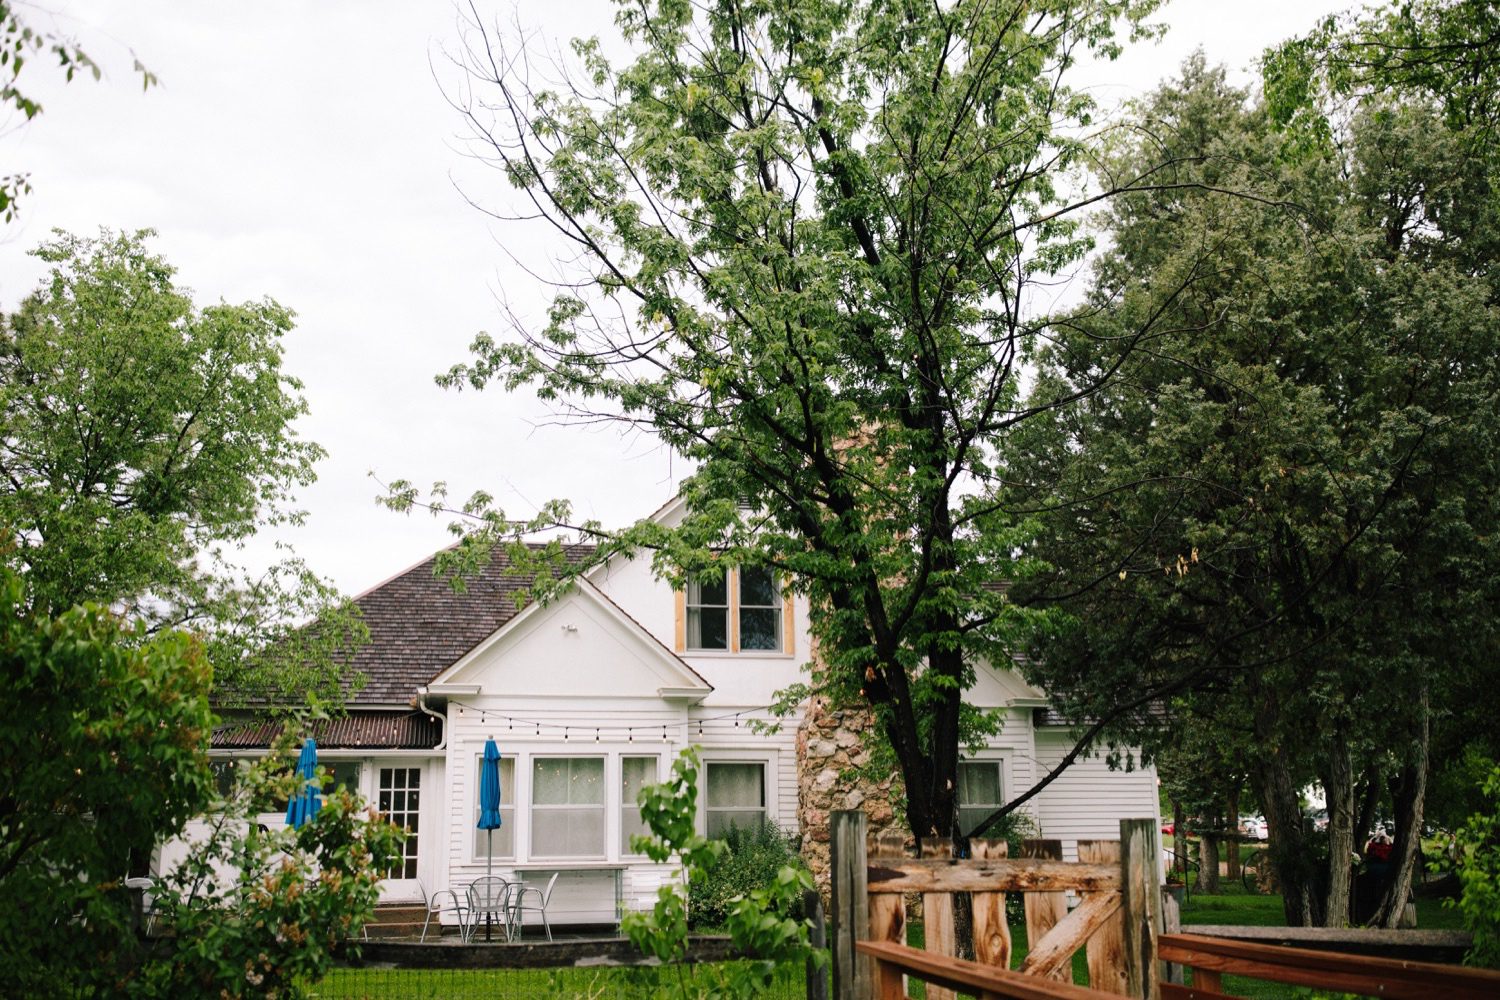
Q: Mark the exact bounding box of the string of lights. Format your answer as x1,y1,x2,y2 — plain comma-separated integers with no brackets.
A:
448,700,776,742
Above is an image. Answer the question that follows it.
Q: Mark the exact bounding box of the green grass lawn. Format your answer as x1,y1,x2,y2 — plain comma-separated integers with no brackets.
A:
312,958,810,999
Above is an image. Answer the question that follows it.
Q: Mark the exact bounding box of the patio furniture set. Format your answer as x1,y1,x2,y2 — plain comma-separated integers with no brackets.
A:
419,872,558,943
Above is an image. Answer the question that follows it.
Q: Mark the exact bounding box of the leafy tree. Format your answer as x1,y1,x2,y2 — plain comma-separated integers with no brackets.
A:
1451,764,1500,968
409,0,1188,845
1007,55,1500,926
0,565,215,995
0,228,362,701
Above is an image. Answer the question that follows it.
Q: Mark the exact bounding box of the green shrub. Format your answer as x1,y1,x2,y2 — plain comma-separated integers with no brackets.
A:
688,821,808,930
1451,765,1500,967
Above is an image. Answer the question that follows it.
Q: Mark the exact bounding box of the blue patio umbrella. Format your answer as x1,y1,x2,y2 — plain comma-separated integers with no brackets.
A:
477,739,504,939
285,737,322,828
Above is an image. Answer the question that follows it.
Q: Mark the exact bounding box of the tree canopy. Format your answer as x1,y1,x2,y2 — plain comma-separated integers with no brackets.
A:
0,228,361,702
1008,46,1500,926
417,0,1178,841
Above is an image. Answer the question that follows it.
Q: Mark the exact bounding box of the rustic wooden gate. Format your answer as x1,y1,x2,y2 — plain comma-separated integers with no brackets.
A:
831,813,1163,1000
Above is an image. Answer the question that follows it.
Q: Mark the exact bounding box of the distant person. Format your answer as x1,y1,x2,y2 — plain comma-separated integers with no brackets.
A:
1365,831,1394,880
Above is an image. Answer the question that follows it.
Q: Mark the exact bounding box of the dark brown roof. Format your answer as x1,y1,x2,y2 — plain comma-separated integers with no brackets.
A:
345,543,596,704
212,710,442,750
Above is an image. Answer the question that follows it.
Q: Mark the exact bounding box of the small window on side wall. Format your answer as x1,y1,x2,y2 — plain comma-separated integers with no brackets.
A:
956,760,1003,837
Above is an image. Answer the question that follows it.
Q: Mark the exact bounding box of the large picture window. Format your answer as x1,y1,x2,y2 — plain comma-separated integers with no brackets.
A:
621,756,657,854
531,757,605,858
956,760,1003,837
705,761,767,837
472,755,516,860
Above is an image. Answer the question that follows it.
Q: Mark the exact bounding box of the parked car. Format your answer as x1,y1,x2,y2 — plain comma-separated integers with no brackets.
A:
1239,815,1269,840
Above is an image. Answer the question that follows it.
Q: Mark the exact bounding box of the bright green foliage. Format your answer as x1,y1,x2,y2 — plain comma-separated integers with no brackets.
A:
0,229,362,701
624,749,820,998
690,821,808,931
0,567,402,998
0,566,215,996
425,0,1165,841
1452,766,1500,967
134,739,405,999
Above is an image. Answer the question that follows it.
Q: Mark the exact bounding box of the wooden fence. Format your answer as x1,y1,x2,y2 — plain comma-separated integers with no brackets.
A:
831,812,1162,1000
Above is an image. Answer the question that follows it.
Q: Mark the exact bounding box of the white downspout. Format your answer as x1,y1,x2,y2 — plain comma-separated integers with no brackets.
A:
416,687,448,750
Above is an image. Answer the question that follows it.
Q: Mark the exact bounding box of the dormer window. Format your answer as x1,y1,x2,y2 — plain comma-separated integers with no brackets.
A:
681,567,789,653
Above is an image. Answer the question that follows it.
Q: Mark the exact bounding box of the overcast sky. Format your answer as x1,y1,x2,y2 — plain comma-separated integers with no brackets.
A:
0,0,1347,597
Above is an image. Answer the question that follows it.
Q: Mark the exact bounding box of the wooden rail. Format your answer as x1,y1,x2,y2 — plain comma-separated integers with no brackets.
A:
857,941,1122,1000
832,813,1163,999
1159,932,1500,1000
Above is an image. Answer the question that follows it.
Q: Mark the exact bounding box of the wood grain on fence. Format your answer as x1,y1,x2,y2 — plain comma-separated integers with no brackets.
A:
1078,839,1127,995
1021,839,1068,982
970,839,1012,970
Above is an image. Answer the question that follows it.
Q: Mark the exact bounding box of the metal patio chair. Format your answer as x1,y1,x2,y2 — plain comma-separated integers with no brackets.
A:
418,878,469,943
465,875,514,942
509,871,559,942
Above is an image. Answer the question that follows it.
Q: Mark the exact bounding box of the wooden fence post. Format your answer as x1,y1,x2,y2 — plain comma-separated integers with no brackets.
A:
969,839,1011,970
1120,818,1164,1000
920,840,956,1000
1021,839,1067,981
831,810,870,1000
1079,839,1128,995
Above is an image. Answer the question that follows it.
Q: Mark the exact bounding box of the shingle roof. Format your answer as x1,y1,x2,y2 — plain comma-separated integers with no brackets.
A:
344,543,596,705
212,710,442,750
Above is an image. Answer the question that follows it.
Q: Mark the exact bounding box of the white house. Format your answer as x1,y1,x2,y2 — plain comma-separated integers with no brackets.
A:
189,496,1158,930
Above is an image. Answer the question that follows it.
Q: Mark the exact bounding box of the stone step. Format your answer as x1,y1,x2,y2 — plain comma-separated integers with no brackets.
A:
368,905,429,924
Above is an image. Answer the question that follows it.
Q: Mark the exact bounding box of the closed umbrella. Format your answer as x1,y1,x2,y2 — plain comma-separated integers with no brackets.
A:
285,737,322,828
477,738,504,940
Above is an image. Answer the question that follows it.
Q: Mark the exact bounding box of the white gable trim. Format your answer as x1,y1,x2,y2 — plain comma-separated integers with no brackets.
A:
426,577,712,699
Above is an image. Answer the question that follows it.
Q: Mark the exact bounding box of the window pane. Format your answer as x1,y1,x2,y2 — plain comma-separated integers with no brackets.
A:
533,758,570,803
622,757,657,854
533,757,604,805
708,810,768,838
958,762,1001,806
321,762,360,795
688,607,728,649
740,567,777,606
739,608,780,650
532,808,605,857
706,762,764,807
473,757,515,859
688,575,727,606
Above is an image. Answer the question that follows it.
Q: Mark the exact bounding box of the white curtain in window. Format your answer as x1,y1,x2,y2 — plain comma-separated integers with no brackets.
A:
532,757,605,857
706,761,766,837
956,761,1002,836
620,756,657,854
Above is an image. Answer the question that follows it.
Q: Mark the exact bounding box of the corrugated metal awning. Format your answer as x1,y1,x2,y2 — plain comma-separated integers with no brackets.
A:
212,710,441,750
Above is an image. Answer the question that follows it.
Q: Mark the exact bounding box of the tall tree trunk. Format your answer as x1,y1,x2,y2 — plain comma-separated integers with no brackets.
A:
1320,731,1355,928
1375,692,1429,928
1173,800,1187,879
1226,786,1242,881
1199,813,1221,894
1252,697,1320,925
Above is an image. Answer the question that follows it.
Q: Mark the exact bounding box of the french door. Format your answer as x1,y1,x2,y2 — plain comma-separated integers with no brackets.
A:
377,763,423,900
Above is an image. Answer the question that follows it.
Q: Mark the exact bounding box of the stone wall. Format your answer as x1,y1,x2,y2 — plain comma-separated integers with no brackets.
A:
795,694,907,897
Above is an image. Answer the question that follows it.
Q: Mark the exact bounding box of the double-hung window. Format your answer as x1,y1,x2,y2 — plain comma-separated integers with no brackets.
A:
531,757,605,858
684,567,784,652
704,761,767,837
472,755,515,860
956,760,1003,837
